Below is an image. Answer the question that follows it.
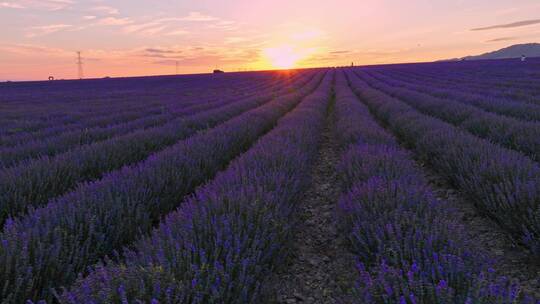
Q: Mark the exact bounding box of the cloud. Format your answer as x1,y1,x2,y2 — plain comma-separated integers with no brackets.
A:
164,29,189,36
179,12,218,22
0,2,24,8
122,18,190,36
207,20,237,31
26,23,72,37
123,20,165,33
83,15,97,20
224,37,247,44
139,47,189,60
138,26,167,36
91,5,119,15
471,19,540,31
1,0,73,11
153,59,185,66
139,47,185,59
112,13,229,37
486,36,517,42
330,50,350,54
135,44,260,66
0,43,73,57
0,42,266,79
97,17,133,26
145,48,183,54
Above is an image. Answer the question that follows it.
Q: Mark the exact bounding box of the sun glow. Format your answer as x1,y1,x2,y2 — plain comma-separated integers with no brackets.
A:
263,45,305,69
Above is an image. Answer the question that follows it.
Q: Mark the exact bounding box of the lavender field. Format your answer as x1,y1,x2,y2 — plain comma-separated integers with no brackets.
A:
1,59,540,303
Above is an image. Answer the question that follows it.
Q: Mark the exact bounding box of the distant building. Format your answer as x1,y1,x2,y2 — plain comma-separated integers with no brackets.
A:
213,69,225,74
521,55,526,62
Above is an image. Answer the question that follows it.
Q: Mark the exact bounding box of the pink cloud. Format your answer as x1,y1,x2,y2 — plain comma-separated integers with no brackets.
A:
26,23,72,37
90,5,119,15
179,12,218,22
97,17,133,26
0,2,25,8
1,0,74,11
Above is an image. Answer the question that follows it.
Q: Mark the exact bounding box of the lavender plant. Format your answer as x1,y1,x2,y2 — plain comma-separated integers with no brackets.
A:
0,71,325,302
345,70,540,259
57,71,333,303
333,71,533,303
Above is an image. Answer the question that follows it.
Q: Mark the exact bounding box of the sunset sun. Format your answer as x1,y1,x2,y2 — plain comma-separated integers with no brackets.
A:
263,45,304,69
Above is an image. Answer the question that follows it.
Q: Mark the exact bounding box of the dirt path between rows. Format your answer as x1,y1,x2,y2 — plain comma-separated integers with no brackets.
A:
273,101,356,304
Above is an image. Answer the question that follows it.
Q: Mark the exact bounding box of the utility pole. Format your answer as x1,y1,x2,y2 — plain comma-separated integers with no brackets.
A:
77,51,84,79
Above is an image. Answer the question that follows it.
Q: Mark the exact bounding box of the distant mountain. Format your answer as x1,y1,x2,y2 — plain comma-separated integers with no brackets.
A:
442,43,540,61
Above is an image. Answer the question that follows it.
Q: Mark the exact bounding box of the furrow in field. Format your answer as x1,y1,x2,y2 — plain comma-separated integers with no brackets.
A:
274,79,357,304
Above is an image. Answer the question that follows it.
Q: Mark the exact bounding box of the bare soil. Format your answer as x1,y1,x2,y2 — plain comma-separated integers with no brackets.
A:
273,103,356,304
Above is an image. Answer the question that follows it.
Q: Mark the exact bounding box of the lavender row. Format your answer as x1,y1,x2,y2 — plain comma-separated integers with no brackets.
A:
0,96,187,144
0,70,326,303
0,71,279,109
380,60,540,96
0,97,174,138
58,70,333,304
0,72,277,139
0,100,180,147
0,72,310,166
0,72,289,146
354,70,540,162
374,67,540,115
386,68,540,104
345,70,540,257
367,70,540,122
0,72,269,118
1,111,176,167
333,71,527,303
0,72,318,226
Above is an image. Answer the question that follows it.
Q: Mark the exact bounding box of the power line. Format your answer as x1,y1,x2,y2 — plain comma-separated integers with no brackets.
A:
77,51,84,79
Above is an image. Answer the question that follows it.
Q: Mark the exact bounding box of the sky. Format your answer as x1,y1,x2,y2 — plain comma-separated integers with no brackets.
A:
1,0,540,81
